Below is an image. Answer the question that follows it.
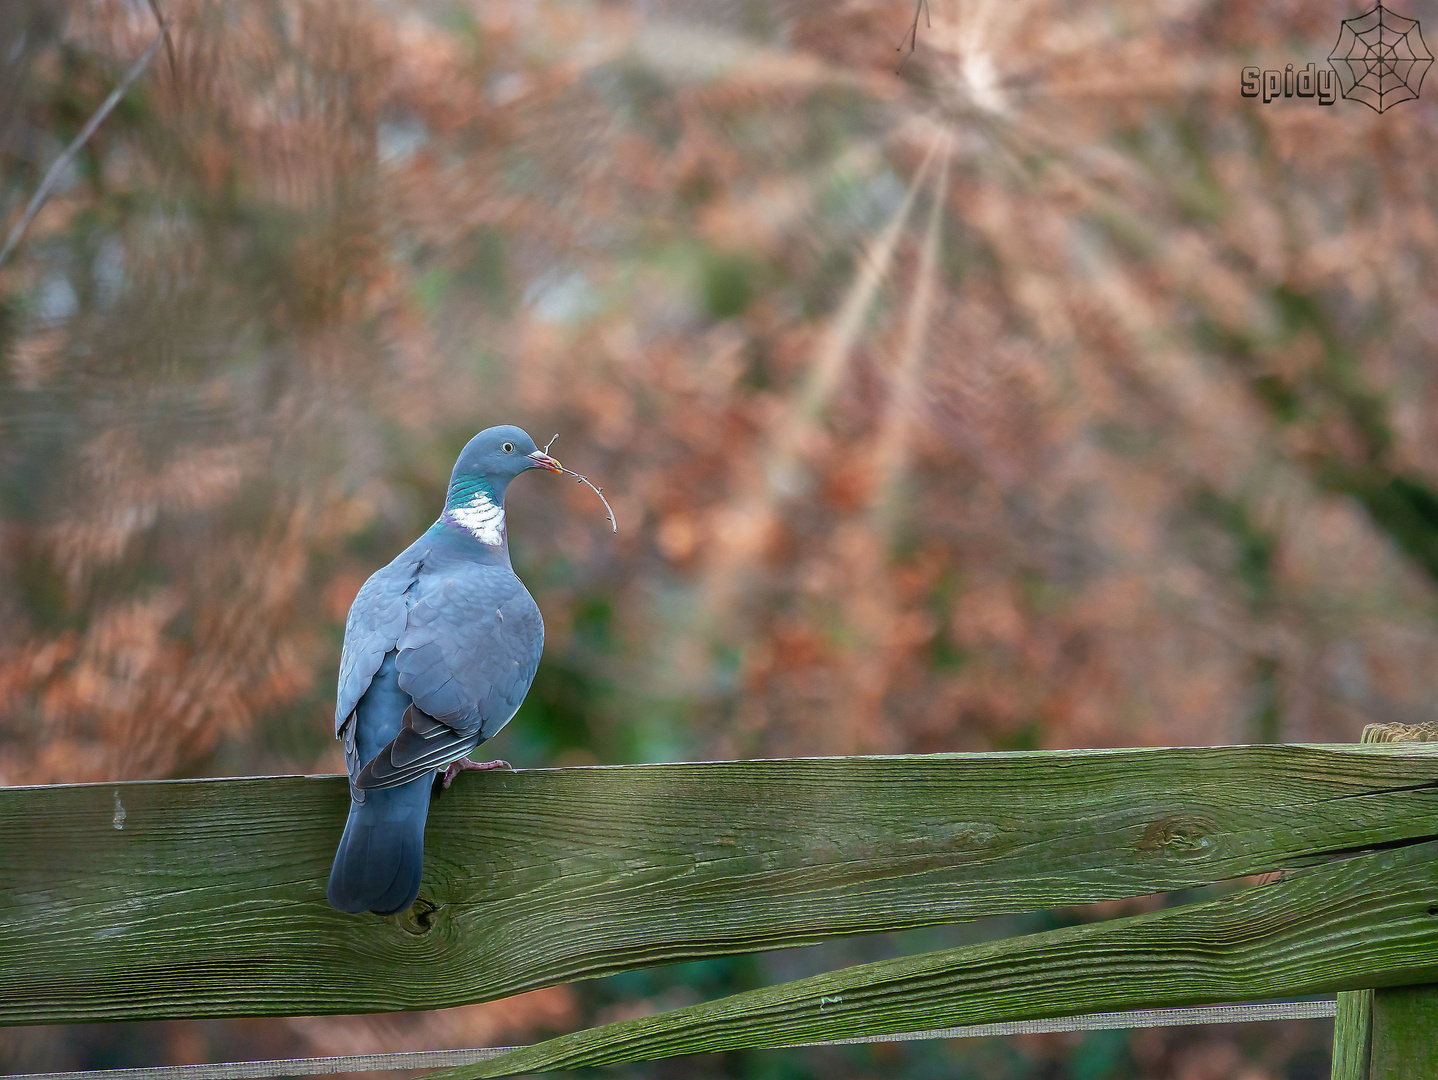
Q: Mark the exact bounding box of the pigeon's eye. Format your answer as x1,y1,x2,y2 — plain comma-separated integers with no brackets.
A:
501,441,515,454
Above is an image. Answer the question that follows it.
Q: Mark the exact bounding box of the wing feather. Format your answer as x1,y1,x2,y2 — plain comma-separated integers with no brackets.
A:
355,704,481,789
334,548,426,735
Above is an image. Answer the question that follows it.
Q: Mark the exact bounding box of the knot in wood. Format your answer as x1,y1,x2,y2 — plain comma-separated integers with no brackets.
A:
1134,815,1214,855
400,896,440,936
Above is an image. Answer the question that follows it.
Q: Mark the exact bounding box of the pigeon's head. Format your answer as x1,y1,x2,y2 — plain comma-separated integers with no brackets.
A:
452,425,563,489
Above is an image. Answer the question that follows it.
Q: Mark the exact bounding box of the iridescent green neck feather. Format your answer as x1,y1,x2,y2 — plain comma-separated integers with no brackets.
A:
441,475,506,546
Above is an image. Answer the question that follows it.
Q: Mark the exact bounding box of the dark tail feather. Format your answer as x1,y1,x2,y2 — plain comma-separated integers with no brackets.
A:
327,775,432,915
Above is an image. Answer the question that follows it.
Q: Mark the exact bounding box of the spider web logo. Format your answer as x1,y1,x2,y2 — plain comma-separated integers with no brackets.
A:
1328,2,1434,112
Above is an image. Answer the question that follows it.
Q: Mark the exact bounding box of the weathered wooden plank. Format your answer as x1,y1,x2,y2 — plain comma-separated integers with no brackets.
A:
1333,723,1438,1080
1369,986,1438,1080
1333,991,1374,1080
428,839,1438,1079
3,745,1437,1025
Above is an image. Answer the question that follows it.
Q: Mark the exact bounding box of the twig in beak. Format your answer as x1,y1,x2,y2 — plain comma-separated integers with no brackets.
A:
544,435,617,533
563,468,618,533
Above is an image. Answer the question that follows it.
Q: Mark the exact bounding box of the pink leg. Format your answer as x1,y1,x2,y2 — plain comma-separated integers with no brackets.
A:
442,757,513,788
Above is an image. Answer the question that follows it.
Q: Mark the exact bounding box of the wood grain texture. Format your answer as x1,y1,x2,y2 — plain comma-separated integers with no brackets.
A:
1332,987,1375,1079
1330,724,1398,1080
1369,986,1438,1080
3,745,1438,1025
433,840,1438,1079
1334,723,1438,1080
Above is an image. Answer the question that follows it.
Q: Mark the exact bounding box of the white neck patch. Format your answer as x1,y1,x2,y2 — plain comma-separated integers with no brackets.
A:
447,487,505,545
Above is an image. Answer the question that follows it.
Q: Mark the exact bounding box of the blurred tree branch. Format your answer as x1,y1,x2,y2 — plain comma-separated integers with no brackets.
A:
0,24,167,270
145,0,179,80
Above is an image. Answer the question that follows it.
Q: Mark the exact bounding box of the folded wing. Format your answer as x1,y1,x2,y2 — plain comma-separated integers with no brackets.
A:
394,568,544,741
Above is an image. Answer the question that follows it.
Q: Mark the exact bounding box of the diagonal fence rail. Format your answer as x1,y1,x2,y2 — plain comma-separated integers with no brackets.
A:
432,837,1437,1078
4,1001,1342,1080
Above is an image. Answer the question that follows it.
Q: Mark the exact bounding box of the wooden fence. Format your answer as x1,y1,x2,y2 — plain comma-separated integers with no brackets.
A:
3,731,1437,1078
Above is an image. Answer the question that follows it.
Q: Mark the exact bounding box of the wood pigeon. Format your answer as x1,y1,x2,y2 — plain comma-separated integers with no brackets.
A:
326,425,562,915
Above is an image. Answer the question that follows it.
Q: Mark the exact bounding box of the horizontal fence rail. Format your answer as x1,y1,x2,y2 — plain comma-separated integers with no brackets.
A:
3,745,1438,1029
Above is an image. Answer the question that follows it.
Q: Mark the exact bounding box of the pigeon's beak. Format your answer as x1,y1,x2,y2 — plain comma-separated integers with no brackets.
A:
527,450,564,473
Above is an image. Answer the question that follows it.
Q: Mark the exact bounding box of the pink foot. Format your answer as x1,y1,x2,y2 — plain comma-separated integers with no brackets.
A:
441,758,513,788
